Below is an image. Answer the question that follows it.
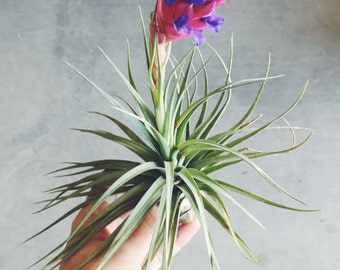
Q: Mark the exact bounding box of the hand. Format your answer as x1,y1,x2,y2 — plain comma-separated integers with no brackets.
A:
59,199,200,270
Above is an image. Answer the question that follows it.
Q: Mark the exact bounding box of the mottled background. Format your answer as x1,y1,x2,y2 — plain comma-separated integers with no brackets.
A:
1,0,339,269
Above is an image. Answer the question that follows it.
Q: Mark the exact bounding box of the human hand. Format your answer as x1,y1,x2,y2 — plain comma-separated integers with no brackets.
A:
59,199,200,270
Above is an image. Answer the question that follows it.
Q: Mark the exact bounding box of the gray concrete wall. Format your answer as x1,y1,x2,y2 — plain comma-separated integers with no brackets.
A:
1,0,339,269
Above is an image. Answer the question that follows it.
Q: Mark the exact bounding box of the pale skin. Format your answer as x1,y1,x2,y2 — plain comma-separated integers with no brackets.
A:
59,199,200,270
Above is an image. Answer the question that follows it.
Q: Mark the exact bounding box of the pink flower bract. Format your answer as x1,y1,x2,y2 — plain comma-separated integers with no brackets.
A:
151,0,225,45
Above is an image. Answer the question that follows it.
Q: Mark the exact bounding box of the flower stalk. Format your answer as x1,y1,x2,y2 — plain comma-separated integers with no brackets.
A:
149,35,172,138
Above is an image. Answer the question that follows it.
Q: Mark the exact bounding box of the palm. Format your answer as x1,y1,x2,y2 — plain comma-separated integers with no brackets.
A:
59,201,200,270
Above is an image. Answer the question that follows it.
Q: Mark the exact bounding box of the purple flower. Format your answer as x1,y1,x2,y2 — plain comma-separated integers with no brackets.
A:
151,0,225,45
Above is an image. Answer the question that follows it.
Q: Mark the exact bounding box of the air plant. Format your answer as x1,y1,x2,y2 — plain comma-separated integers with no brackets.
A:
30,1,313,269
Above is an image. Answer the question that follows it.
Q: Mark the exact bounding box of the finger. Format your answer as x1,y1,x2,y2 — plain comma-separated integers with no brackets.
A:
71,191,122,231
107,206,159,268
147,215,201,270
61,200,134,270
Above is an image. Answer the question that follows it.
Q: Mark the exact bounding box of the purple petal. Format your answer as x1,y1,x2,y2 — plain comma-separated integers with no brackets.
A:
174,14,190,32
202,13,224,33
183,0,205,4
193,29,204,45
165,0,176,5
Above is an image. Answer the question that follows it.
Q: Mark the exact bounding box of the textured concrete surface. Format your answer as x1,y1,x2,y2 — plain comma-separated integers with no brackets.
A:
1,0,339,269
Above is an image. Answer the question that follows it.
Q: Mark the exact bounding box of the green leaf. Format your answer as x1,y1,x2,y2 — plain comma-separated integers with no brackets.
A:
201,195,258,262
69,161,161,250
89,111,148,146
138,6,151,70
226,81,309,149
174,75,281,145
178,139,305,205
97,176,165,269
177,167,221,270
191,40,233,138
202,128,313,174
190,168,265,230
63,181,152,269
164,47,196,145
143,186,167,269
216,180,317,212
65,61,158,146
72,128,159,162
126,40,138,91
97,46,156,124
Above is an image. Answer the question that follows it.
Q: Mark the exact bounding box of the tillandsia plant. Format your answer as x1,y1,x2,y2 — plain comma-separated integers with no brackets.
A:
30,0,313,269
